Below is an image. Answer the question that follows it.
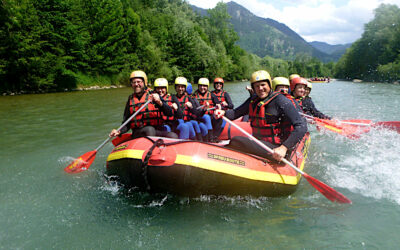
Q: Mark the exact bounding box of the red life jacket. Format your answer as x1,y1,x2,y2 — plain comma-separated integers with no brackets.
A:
212,90,226,103
129,90,163,129
282,92,303,112
193,90,214,115
161,94,175,121
249,92,293,145
176,94,193,121
293,95,303,107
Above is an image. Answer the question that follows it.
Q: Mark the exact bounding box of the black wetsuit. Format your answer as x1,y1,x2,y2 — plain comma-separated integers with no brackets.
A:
225,92,307,160
302,96,331,119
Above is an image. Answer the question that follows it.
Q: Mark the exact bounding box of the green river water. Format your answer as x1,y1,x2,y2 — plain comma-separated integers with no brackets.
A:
1,80,400,249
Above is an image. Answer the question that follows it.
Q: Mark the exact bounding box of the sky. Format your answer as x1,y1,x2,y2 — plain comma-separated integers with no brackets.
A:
187,0,400,45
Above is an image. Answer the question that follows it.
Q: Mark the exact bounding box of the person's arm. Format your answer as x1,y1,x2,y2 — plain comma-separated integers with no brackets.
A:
224,97,252,120
224,92,234,109
172,95,183,119
157,95,173,117
188,97,201,117
303,97,331,119
277,96,308,149
211,93,221,105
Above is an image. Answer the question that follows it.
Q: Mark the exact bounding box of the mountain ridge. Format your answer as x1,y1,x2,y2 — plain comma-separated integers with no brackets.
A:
191,1,347,62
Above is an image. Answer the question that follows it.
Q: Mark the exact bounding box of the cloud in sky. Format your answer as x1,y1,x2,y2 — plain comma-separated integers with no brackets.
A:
187,0,400,44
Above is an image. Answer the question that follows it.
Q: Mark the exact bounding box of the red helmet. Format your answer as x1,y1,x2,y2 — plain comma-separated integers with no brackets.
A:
290,77,308,92
214,77,224,84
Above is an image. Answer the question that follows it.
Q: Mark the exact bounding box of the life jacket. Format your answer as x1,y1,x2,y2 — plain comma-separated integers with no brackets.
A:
212,90,226,103
161,94,175,121
293,96,303,107
249,92,293,145
193,90,214,115
282,92,303,112
129,90,163,129
176,93,194,121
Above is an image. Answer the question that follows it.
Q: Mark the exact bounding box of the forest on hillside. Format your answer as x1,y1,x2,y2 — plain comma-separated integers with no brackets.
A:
0,0,333,93
335,4,400,82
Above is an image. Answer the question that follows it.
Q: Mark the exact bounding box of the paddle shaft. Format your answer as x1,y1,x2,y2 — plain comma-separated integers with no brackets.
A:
95,99,152,152
222,116,305,175
337,120,371,126
196,105,205,110
301,113,371,127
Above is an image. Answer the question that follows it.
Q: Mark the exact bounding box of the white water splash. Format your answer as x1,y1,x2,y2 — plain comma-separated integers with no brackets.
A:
100,180,122,196
326,128,400,205
58,156,77,164
195,195,273,210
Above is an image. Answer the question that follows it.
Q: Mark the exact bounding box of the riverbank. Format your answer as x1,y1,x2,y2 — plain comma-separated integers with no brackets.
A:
2,84,126,96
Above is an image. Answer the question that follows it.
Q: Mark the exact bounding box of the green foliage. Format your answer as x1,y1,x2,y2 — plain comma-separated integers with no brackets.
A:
335,4,400,82
0,0,334,93
260,55,334,78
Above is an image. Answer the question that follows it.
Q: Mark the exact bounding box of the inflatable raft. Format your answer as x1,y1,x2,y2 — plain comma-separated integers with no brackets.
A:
106,133,311,197
111,119,252,145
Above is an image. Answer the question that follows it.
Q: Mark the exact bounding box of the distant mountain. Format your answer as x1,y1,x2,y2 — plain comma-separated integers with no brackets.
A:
309,41,352,59
190,4,208,17
191,1,336,62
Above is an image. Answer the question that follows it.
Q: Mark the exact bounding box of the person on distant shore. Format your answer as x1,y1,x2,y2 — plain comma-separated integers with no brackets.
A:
192,78,222,142
215,70,307,161
109,70,174,139
301,80,331,120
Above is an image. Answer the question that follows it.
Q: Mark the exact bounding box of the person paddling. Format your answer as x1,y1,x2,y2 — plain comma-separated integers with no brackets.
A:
192,78,223,142
109,70,173,139
272,77,303,112
291,77,331,120
215,70,307,161
153,77,187,139
211,77,234,110
173,76,205,141
272,76,290,94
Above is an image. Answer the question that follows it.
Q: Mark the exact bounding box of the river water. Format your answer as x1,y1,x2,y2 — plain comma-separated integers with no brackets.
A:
1,80,399,249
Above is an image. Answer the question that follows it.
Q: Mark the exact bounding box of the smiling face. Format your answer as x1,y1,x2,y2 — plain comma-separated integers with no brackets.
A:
305,87,311,96
252,81,271,99
155,87,167,98
175,84,186,96
198,84,208,94
293,84,306,98
214,82,223,91
130,77,145,94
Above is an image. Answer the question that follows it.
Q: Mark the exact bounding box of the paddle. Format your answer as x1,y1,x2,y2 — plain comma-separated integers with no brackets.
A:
302,113,400,138
222,116,352,204
301,113,374,139
373,121,400,133
64,100,152,174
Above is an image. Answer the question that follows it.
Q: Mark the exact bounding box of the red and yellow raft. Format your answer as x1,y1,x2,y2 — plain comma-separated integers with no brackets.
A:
106,132,311,197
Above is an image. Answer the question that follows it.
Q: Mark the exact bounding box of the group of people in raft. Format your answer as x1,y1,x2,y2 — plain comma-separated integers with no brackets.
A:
109,70,330,162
